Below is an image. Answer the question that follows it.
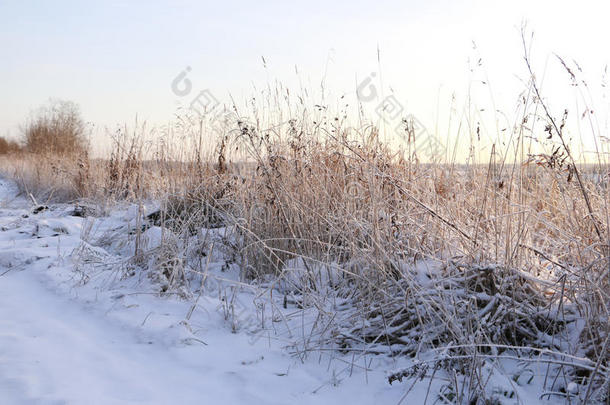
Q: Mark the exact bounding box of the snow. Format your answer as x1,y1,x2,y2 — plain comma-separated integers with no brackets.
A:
1,268,406,404
0,177,589,404
0,178,409,404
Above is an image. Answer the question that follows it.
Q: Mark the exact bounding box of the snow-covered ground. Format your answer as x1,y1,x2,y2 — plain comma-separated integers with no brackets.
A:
0,178,418,404
0,177,589,405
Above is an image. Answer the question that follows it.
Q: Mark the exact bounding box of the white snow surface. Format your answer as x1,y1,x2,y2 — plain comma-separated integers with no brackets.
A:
0,178,413,404
0,177,578,404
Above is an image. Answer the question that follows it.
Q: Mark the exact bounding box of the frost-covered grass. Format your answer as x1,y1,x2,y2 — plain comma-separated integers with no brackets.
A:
0,179,411,404
0,50,609,403
1,169,605,404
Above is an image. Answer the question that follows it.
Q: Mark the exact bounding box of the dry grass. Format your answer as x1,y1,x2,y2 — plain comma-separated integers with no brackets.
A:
1,44,608,403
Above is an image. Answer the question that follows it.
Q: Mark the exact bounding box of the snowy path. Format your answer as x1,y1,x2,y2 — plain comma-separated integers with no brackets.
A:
0,179,408,405
0,268,343,405
0,268,205,405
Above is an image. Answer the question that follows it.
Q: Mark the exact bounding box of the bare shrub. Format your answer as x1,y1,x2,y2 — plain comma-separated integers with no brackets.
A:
0,137,21,155
23,99,89,157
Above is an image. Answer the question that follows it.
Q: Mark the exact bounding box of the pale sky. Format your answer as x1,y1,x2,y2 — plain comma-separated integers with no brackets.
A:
1,0,609,160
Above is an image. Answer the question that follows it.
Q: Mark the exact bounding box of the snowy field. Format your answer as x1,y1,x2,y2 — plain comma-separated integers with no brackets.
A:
0,177,411,404
0,177,590,404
